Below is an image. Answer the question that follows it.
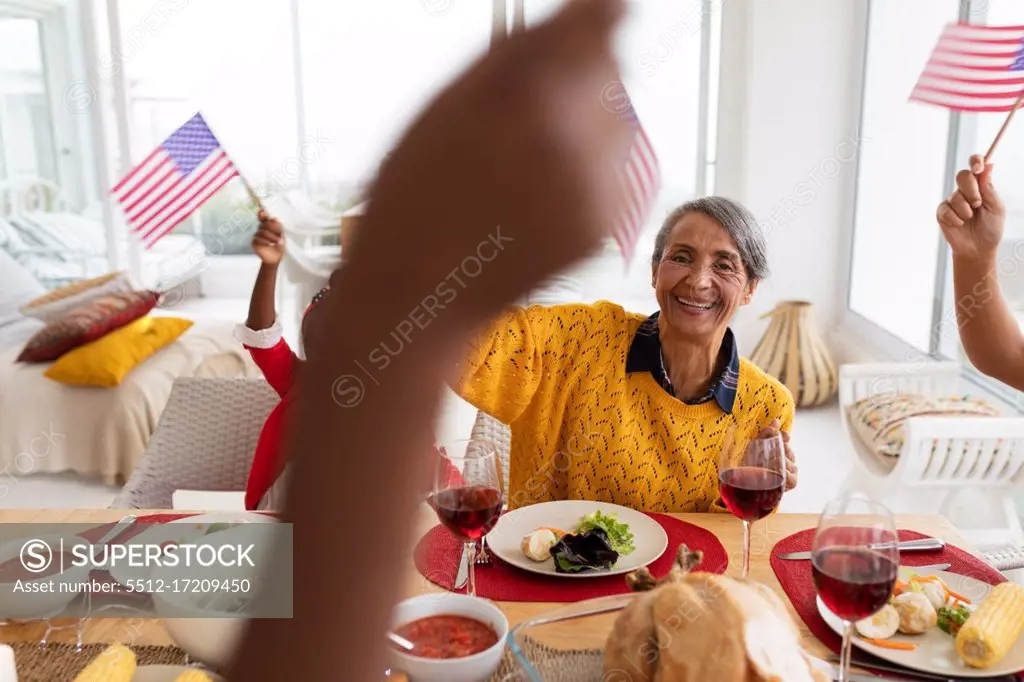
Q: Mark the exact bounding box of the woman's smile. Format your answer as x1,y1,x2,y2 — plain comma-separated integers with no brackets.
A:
672,295,720,315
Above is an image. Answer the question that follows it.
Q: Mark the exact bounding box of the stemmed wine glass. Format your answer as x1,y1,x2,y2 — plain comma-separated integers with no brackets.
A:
719,432,787,578
812,496,899,682
430,438,504,598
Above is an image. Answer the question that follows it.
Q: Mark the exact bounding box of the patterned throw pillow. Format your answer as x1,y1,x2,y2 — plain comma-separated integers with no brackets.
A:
16,290,159,363
847,393,1000,457
44,316,193,387
19,271,133,323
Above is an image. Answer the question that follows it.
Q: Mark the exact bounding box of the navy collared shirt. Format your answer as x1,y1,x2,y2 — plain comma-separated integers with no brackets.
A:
625,312,739,413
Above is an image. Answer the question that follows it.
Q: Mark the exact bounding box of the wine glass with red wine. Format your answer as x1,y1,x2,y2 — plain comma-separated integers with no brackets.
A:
429,438,503,597
812,496,899,682
718,432,786,578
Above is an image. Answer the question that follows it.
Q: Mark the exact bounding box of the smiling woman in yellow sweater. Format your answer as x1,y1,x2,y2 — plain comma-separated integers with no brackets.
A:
454,196,797,513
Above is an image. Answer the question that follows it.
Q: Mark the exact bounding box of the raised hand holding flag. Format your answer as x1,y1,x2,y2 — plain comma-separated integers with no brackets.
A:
111,113,256,249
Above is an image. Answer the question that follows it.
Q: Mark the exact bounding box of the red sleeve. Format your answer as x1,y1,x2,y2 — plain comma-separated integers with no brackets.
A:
245,338,299,397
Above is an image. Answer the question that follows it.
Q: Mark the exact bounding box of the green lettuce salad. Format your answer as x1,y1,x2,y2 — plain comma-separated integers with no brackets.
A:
575,510,635,555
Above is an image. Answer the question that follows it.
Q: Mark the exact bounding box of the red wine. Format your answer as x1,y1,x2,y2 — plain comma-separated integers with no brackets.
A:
429,486,502,540
812,547,898,621
719,467,785,521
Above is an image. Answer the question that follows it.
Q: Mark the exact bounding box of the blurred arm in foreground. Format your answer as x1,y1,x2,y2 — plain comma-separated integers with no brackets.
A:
227,0,630,679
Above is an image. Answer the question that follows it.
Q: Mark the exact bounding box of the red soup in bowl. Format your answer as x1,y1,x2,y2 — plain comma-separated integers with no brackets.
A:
393,614,499,659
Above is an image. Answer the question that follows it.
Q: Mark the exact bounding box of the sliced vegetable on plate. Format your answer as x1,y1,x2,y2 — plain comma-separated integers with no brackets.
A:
855,604,899,640
521,528,561,562
937,604,971,636
549,528,619,574
576,510,635,555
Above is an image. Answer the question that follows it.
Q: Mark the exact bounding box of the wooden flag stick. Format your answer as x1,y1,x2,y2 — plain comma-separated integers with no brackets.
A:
239,176,264,213
985,91,1024,163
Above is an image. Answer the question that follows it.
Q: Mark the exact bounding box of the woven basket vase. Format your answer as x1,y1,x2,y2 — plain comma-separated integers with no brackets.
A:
750,301,837,407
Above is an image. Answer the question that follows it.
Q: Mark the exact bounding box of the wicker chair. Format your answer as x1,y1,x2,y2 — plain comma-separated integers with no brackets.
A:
111,378,279,509
470,410,512,501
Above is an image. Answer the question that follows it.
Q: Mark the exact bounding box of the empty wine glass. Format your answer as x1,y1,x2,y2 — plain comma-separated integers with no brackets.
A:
719,432,786,577
812,496,899,682
430,438,503,597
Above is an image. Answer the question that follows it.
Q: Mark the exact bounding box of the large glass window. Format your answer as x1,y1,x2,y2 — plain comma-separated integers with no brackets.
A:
850,0,1024,405
523,0,715,310
296,3,492,204
20,0,716,296
848,0,961,351
0,18,57,184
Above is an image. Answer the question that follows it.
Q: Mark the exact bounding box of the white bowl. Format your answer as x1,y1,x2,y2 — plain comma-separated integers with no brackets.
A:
156,615,246,670
388,594,508,682
0,533,92,619
150,524,267,668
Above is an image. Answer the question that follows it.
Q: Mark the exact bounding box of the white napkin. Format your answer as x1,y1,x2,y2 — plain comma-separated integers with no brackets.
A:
0,644,17,682
171,490,246,511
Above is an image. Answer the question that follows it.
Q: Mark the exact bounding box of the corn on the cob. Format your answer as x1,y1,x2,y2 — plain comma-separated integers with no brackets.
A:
72,643,136,682
173,670,214,682
955,582,1024,668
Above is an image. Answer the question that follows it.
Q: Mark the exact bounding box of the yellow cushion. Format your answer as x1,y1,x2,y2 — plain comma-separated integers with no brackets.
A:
44,316,193,387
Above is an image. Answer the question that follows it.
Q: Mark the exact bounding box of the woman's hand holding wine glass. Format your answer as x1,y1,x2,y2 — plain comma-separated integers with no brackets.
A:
719,431,787,578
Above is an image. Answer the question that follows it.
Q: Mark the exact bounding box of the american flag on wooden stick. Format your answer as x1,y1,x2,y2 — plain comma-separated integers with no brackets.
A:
111,113,241,249
615,92,660,264
911,23,1024,113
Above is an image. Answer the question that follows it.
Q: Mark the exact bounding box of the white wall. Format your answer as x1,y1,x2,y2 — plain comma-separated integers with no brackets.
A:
715,0,866,358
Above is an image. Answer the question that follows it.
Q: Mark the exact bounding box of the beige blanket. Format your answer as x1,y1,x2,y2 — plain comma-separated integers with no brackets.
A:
0,322,258,485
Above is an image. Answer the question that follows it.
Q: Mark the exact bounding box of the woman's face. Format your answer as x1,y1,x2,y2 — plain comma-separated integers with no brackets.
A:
651,212,758,342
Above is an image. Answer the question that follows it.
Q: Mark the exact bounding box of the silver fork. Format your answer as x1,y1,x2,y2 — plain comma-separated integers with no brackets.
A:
475,537,491,565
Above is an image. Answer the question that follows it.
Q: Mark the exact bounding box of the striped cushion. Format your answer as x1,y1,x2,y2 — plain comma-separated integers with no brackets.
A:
17,290,159,363
847,393,1000,457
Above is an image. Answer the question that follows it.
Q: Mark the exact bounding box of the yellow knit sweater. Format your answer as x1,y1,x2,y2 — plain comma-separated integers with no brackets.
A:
455,302,795,513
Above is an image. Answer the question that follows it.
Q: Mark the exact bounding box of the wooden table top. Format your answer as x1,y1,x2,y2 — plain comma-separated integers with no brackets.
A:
0,508,973,661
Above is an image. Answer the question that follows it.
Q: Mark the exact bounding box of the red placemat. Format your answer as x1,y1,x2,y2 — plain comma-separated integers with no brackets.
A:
770,528,1007,656
414,513,728,602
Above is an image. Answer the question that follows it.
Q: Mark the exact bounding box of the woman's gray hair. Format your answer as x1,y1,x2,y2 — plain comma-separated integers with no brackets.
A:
651,196,769,281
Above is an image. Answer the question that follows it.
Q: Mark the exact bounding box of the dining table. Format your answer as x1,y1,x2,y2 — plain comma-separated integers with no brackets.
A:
0,506,979,676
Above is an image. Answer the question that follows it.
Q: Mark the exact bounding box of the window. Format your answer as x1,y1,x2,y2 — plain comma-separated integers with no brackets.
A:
295,3,492,202
848,0,961,351
0,17,57,184
57,0,717,300
524,0,719,311
849,0,1024,405
940,0,1024,404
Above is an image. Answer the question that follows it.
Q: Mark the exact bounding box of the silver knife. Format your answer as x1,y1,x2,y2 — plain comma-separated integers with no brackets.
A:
453,547,470,589
778,538,945,560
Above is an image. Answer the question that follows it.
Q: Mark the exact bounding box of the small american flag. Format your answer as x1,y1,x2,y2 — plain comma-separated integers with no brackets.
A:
112,113,241,249
616,96,660,264
911,23,1024,113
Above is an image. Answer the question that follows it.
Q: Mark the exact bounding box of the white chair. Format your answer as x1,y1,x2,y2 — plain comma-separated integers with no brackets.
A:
470,410,512,503
839,362,1024,551
112,378,280,510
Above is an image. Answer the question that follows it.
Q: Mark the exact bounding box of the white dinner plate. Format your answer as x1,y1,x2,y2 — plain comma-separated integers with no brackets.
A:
132,665,225,681
817,566,1024,678
108,512,277,587
486,500,667,578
